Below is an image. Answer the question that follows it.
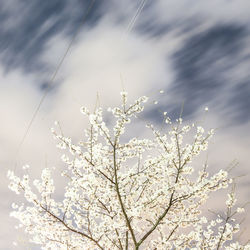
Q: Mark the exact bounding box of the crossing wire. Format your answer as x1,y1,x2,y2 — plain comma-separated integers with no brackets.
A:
16,0,96,158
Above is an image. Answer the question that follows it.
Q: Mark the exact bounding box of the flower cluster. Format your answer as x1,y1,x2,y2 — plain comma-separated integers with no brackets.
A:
8,92,249,249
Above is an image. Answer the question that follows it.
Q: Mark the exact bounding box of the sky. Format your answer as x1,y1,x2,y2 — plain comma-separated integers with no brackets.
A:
0,0,250,249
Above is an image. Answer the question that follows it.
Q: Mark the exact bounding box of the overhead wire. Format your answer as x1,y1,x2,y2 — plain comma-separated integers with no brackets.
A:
15,0,96,161
123,0,148,37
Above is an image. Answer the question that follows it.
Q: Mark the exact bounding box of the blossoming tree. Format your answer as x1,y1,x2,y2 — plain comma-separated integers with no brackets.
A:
8,92,249,249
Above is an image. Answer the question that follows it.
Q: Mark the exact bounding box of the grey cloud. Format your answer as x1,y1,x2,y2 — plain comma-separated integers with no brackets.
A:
227,82,250,123
0,0,103,74
168,24,250,123
142,24,250,124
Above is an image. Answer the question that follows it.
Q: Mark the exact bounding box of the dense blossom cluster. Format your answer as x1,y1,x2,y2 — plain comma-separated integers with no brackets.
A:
8,92,249,249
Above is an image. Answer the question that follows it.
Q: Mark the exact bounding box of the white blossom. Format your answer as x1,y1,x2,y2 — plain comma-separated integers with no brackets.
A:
7,93,249,249
236,207,245,213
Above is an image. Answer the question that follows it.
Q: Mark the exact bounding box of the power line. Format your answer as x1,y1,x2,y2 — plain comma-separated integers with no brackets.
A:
123,0,147,37
16,0,96,158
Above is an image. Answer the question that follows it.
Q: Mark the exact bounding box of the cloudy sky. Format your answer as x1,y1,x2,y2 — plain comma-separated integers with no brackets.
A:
1,0,250,249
